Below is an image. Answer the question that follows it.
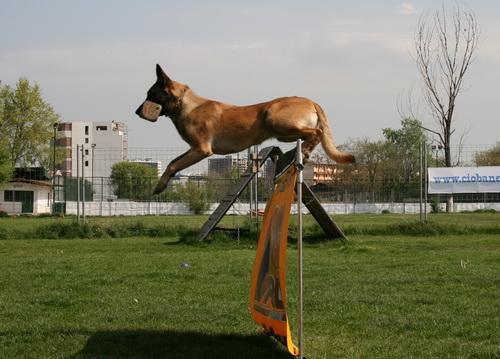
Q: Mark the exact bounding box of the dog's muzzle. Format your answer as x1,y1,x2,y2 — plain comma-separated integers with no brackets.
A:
136,100,162,122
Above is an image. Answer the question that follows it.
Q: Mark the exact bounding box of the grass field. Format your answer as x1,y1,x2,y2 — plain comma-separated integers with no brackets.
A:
1,214,500,358
2,212,500,230
1,212,500,240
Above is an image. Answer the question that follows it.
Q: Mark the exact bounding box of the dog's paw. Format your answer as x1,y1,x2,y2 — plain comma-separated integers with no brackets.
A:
152,182,167,195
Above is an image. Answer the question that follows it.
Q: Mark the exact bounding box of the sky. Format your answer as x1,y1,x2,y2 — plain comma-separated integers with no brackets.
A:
1,0,499,151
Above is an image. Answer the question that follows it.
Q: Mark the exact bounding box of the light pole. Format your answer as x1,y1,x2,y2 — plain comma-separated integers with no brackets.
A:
431,144,443,211
91,143,96,196
431,144,443,167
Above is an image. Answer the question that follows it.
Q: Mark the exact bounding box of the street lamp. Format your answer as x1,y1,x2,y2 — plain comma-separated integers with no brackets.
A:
431,144,443,167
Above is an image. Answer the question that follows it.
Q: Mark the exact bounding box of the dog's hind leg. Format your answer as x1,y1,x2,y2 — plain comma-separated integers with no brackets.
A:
153,147,211,195
301,128,322,161
275,126,322,161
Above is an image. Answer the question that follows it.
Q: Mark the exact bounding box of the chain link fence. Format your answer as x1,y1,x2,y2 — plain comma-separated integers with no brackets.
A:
2,144,499,217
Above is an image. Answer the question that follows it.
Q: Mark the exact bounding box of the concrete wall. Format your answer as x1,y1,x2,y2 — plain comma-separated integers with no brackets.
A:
0,202,22,214
65,200,500,216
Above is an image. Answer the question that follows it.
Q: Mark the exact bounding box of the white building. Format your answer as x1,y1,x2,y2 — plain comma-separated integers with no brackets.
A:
0,168,53,215
57,121,128,179
0,180,52,214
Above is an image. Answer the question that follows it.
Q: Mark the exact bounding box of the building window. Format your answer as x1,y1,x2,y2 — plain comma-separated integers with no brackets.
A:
58,123,72,131
85,149,89,155
4,190,14,202
85,126,89,135
96,126,107,131
85,161,89,167
85,138,89,144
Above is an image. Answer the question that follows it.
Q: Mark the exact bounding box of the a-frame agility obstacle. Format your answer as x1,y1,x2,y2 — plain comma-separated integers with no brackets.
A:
198,143,345,358
198,145,346,241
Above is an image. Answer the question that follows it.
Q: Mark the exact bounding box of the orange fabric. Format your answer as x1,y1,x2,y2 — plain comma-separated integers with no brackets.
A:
249,167,298,356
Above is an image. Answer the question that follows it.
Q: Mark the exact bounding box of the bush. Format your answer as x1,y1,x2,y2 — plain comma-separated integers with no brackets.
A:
381,209,391,214
0,211,9,218
431,198,440,213
473,208,496,213
177,180,214,215
36,222,104,239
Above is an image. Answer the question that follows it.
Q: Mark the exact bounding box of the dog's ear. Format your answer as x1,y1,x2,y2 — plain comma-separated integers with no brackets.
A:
156,64,172,87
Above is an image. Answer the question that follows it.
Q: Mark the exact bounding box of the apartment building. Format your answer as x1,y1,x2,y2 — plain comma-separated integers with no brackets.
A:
208,156,249,176
304,162,339,183
56,121,128,178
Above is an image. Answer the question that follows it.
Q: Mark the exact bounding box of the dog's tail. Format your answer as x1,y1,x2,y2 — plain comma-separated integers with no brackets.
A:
314,103,355,164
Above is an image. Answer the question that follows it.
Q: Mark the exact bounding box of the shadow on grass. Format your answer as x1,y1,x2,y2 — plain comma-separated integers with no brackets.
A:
165,227,347,246
71,329,292,359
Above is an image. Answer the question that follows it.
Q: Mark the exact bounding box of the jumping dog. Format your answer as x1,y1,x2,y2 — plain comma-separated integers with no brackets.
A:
136,64,355,195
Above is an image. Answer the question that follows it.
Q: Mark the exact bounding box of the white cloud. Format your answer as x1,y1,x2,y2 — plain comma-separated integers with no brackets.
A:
399,2,417,15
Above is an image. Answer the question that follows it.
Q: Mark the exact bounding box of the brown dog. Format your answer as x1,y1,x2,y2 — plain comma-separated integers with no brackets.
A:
136,64,355,195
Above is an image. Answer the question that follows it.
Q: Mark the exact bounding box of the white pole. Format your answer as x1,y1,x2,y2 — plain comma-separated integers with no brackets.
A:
81,145,86,223
420,141,423,221
254,144,259,225
296,139,304,359
424,142,428,220
248,148,253,226
76,145,80,223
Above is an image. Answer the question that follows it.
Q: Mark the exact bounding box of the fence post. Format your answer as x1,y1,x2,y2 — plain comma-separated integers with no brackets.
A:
100,177,103,216
76,145,80,223
81,145,86,223
419,141,423,221
424,141,428,220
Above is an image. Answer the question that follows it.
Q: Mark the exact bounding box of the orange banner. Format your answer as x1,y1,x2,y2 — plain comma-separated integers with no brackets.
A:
249,167,298,356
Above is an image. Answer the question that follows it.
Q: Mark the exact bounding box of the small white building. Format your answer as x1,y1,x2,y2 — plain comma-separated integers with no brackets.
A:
0,179,52,215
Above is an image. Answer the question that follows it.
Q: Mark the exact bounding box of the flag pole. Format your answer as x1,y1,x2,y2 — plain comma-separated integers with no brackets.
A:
296,140,304,358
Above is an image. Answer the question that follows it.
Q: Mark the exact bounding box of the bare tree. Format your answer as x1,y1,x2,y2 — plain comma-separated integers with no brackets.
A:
415,4,479,211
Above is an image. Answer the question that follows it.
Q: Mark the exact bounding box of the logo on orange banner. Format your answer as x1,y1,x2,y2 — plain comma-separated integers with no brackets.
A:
249,167,298,356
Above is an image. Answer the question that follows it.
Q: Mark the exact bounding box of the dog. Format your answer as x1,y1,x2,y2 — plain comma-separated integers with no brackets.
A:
136,64,355,195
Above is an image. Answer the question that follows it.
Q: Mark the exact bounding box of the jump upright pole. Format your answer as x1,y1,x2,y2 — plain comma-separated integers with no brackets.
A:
296,139,304,358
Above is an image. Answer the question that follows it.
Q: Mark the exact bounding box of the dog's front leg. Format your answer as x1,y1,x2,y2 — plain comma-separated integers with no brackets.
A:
153,148,211,195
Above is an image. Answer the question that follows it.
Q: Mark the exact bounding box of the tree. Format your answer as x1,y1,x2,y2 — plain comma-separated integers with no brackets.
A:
415,4,479,211
0,88,13,183
474,143,500,166
0,78,61,168
0,142,13,184
349,138,388,194
383,118,427,183
110,162,158,200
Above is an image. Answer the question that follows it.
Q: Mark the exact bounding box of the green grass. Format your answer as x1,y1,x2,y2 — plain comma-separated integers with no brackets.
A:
1,234,499,358
3,212,500,230
2,212,500,240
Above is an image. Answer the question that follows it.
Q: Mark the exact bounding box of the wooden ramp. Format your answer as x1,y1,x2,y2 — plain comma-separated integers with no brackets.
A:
197,146,282,241
198,146,346,241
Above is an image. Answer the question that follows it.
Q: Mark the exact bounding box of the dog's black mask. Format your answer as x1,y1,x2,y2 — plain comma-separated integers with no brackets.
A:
135,64,179,121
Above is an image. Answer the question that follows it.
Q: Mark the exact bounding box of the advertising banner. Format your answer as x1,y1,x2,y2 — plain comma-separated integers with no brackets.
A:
249,167,298,356
428,166,500,194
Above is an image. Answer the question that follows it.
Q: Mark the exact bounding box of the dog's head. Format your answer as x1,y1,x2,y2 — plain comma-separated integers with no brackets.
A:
135,64,189,122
